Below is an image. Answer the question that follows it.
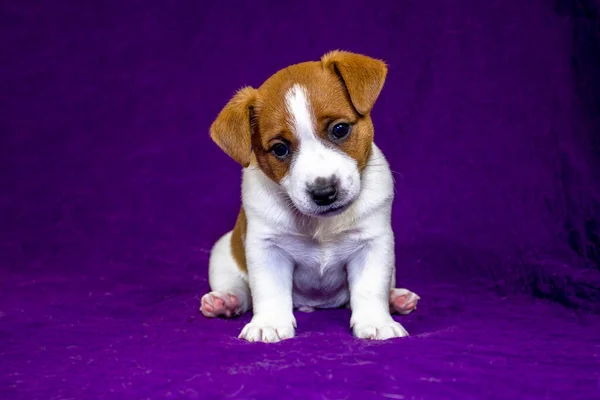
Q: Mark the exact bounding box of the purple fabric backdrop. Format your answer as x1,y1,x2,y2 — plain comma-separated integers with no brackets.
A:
1,1,600,399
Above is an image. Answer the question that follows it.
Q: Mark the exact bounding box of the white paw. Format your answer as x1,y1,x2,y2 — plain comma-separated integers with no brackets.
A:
352,318,409,340
238,317,296,343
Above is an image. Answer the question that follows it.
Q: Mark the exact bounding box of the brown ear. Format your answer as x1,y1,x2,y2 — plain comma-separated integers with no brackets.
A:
209,86,257,168
321,50,387,116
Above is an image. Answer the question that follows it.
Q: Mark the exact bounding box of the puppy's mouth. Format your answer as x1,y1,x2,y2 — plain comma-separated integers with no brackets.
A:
313,202,352,217
289,199,353,219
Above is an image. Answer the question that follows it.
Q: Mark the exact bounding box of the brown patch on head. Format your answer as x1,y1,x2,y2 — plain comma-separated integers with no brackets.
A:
209,50,387,177
318,50,387,171
230,207,247,272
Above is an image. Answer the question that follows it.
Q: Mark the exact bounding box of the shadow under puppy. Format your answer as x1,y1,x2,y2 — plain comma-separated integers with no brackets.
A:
201,50,420,343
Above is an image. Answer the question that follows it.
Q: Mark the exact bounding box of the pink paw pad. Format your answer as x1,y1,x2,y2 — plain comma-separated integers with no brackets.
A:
389,288,421,315
200,292,241,318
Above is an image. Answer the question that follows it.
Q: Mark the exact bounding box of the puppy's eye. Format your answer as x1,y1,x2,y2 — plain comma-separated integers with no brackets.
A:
330,122,352,140
271,143,290,159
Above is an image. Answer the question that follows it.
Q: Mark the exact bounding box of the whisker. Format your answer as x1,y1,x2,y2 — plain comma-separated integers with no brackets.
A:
367,162,404,179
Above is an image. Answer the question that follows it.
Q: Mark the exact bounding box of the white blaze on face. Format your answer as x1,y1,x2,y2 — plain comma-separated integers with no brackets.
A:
281,83,361,217
284,85,314,143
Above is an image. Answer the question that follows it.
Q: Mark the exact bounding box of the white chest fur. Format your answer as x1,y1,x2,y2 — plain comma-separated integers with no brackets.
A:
274,228,366,308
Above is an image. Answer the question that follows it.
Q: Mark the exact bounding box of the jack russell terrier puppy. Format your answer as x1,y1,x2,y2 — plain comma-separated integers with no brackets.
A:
200,50,420,343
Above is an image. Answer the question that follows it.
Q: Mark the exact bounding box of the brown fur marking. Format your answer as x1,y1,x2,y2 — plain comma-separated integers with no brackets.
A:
230,208,248,272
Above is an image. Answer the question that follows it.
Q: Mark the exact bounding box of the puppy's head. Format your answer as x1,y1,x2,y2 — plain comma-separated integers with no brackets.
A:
210,50,387,218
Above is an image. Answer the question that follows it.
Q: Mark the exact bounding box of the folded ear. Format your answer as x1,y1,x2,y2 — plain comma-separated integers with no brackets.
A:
209,86,257,168
321,50,387,116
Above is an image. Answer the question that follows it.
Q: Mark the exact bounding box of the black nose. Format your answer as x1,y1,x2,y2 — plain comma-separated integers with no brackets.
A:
309,179,338,206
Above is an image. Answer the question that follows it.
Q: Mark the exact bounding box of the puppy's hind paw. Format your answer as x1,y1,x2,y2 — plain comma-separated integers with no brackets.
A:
390,288,420,315
200,291,242,318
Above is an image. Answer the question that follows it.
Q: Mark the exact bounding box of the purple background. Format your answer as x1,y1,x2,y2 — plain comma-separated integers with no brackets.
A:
1,1,600,399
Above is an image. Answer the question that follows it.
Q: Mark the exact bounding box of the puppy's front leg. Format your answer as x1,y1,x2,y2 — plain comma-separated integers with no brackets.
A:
347,231,408,340
238,235,296,343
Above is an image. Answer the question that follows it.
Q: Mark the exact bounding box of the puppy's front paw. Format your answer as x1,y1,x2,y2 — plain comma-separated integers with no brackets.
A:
239,317,295,343
352,318,408,340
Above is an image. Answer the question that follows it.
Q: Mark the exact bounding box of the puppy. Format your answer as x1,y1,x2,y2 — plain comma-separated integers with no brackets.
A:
200,50,420,343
